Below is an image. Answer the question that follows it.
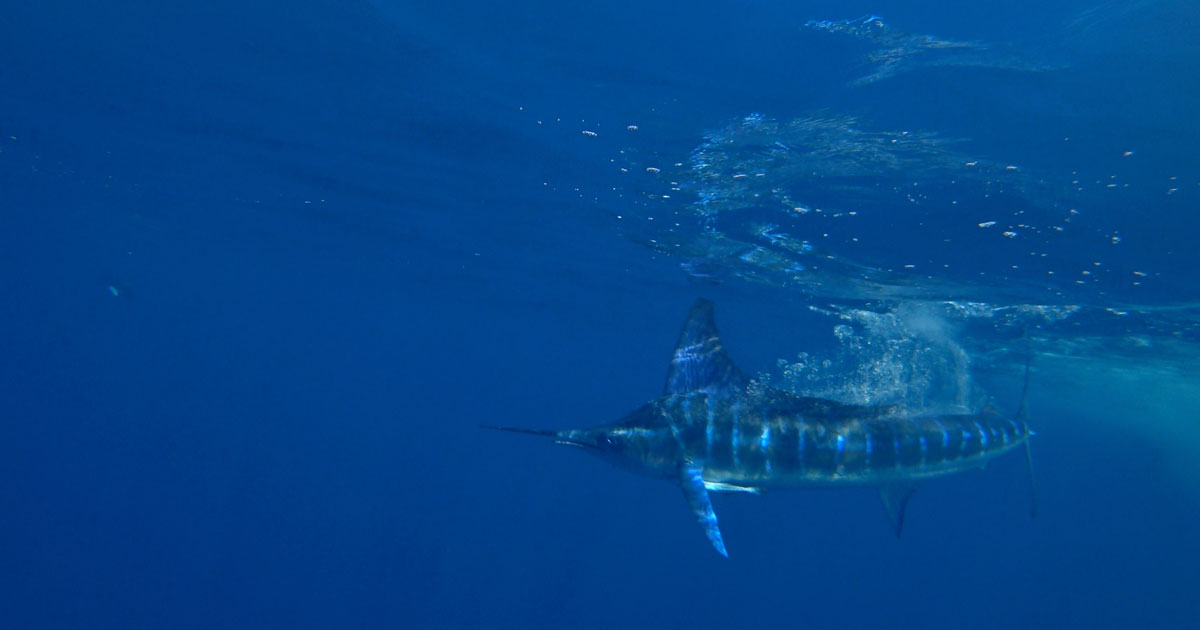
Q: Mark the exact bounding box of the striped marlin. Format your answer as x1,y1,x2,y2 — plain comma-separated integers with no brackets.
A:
489,299,1036,557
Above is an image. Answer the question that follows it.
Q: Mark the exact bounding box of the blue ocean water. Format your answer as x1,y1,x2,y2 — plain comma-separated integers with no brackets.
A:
2,1,1198,628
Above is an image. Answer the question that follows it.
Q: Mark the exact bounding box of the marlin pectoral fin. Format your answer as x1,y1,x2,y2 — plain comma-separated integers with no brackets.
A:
1024,439,1038,518
704,481,762,494
880,484,918,537
681,462,729,557
1017,350,1037,519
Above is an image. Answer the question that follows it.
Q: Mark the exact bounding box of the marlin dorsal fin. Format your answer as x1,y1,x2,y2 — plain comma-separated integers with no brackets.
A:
665,299,750,397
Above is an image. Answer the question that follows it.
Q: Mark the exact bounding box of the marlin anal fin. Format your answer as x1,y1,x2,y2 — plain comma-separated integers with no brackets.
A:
880,484,918,537
704,481,762,494
681,462,729,557
664,299,750,397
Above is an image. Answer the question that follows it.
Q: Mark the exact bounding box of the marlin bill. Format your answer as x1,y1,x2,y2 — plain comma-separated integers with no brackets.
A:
488,299,1036,557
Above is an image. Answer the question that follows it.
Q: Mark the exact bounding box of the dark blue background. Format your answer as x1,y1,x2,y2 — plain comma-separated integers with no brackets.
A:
3,2,1198,628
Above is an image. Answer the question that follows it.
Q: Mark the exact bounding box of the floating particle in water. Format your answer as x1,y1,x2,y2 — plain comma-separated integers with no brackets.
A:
1123,150,1135,157
582,130,597,137
978,221,996,228
107,285,120,297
